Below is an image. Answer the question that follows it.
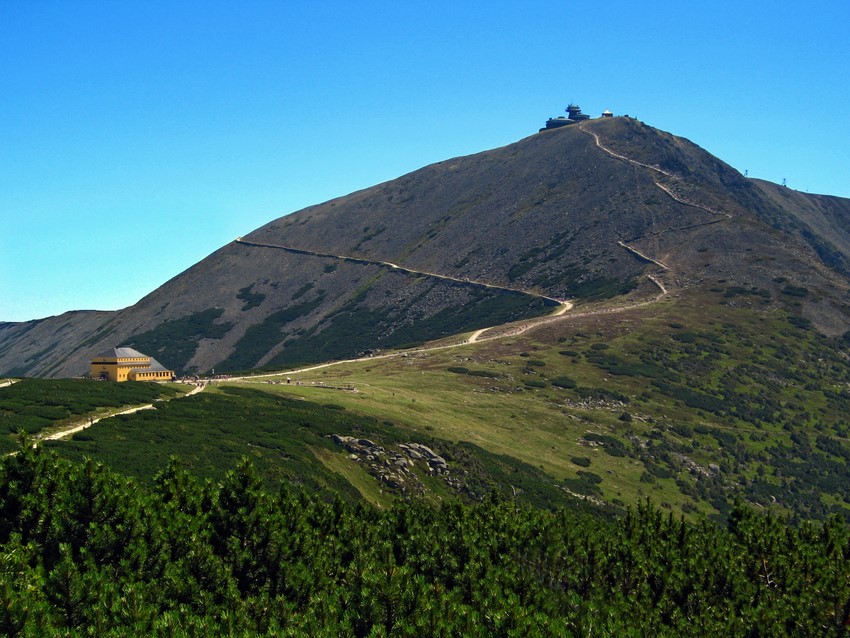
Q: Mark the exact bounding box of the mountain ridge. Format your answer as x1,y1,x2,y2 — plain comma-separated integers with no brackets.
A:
2,116,848,378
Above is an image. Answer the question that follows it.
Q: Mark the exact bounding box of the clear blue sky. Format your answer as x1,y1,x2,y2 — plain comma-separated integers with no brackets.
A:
2,0,848,322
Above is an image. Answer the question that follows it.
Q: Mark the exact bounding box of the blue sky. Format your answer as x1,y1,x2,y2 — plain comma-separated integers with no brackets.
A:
1,0,848,322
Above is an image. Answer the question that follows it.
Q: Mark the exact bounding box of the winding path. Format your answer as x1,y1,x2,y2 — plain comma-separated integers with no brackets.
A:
21,129,703,446
227,299,576,383
224,126,738,381
579,130,675,178
235,279,676,384
14,126,731,436
579,124,733,260
231,238,579,357
36,382,206,444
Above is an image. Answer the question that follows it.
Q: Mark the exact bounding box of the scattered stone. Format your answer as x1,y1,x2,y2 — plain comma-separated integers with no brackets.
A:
329,434,460,496
413,444,437,458
672,453,714,478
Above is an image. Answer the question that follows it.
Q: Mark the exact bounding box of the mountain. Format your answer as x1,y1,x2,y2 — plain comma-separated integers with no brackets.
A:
2,116,849,378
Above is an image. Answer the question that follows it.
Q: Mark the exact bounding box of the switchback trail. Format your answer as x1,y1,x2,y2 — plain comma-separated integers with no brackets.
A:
232,277,669,385
230,178,681,381
230,130,712,383
579,124,733,264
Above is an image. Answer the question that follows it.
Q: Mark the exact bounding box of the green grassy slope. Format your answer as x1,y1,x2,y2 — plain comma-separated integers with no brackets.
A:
48,385,594,512
26,282,850,522
206,285,850,522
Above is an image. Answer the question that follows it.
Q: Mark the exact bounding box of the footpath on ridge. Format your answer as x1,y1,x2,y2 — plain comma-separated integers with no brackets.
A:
10,125,703,444
579,123,733,258
229,133,712,383
229,123,741,381
21,135,726,443
234,238,564,306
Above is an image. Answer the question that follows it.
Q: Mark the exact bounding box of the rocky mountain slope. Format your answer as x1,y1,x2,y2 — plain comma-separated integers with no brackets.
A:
2,116,848,377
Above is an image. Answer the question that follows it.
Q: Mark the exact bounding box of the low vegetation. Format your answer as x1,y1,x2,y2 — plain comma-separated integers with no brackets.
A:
125,308,233,372
2,281,850,631
4,109,850,632
258,286,552,371
49,386,581,510
5,264,850,620
0,379,183,454
216,294,328,371
2,446,850,635
236,284,266,311
198,285,850,523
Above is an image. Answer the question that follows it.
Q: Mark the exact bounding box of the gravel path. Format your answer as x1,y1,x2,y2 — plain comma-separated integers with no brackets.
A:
37,382,206,443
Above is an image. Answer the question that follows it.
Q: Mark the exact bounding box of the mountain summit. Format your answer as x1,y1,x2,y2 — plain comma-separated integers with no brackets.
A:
2,116,849,377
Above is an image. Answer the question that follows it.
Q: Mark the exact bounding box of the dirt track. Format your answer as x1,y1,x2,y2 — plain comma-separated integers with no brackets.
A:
235,238,565,307
229,128,713,382
38,382,207,443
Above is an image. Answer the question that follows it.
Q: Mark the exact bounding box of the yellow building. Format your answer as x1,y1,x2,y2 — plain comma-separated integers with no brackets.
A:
90,347,174,382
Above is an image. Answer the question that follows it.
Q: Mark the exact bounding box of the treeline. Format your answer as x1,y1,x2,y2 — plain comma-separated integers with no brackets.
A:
2,443,850,636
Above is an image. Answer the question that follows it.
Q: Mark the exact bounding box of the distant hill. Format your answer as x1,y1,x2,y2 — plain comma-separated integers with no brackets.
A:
1,116,848,378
